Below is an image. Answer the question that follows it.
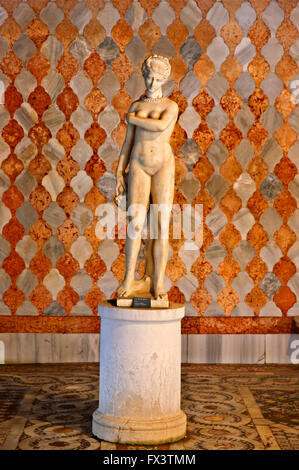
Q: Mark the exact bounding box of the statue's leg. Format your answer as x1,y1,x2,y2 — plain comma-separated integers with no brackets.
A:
117,161,151,298
151,157,175,300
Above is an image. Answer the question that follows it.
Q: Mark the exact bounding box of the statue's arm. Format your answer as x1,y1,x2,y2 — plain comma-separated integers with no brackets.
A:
116,122,135,195
127,102,178,132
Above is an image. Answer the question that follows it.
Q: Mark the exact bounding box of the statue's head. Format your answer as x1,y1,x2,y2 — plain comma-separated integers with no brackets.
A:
141,55,171,93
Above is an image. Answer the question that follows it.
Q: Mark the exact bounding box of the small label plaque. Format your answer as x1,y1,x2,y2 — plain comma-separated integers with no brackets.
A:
132,297,151,308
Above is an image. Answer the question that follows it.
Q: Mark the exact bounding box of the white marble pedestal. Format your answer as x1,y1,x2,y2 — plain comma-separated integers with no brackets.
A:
92,301,187,445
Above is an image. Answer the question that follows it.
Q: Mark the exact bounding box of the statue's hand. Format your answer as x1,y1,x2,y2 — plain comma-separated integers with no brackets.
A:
116,174,126,196
126,112,135,124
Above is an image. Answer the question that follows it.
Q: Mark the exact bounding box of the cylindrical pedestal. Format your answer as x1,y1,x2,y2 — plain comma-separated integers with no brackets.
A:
92,301,186,445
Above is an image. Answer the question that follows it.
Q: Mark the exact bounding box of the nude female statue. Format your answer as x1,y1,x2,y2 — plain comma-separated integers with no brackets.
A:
115,55,178,303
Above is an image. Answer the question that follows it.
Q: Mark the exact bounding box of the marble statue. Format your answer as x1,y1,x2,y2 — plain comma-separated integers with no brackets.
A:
115,55,179,306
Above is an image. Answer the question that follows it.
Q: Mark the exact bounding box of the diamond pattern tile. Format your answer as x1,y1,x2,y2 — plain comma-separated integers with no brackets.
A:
0,1,297,320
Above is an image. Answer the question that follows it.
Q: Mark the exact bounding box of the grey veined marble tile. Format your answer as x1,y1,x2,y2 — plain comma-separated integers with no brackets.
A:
44,301,66,316
234,105,255,136
231,271,254,301
43,104,65,137
179,171,201,203
15,236,38,267
71,70,93,104
0,235,11,265
152,1,175,35
260,242,282,271
16,202,38,234
232,208,255,240
206,106,229,140
0,203,10,232
70,300,93,316
69,37,93,67
260,207,283,237
70,237,93,269
180,36,201,69
235,38,256,72
43,268,65,299
13,2,35,31
14,70,37,101
69,2,92,35
40,2,64,34
97,2,120,35
15,170,37,199
289,174,299,204
205,241,227,270
13,35,36,65
206,139,228,170
232,241,255,270
43,202,66,230
261,38,284,72
235,1,256,35
260,272,281,299
98,172,117,202
42,236,65,266
71,139,93,169
15,103,38,134
180,71,201,102
71,203,93,235
153,36,176,60
260,137,283,172
41,36,64,67
98,37,120,65
260,106,283,136
234,72,255,102
261,73,284,106
206,38,229,72
204,271,225,299
206,174,227,204
98,70,120,103
179,139,201,170
262,1,284,36
0,269,11,297
207,2,229,34
206,72,229,105
260,173,283,201
99,104,120,136
125,36,147,69
233,172,256,205
205,208,227,238
179,106,201,139
16,269,38,298
70,270,93,299
180,0,202,34
98,271,118,298
125,1,147,33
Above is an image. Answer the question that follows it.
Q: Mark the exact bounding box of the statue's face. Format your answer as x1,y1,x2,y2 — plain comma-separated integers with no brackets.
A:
144,70,166,93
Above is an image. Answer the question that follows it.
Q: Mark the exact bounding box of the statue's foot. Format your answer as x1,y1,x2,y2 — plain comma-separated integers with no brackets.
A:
154,287,168,301
117,279,134,298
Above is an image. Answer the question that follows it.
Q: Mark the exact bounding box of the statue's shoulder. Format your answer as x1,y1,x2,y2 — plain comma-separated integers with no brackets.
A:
165,97,179,113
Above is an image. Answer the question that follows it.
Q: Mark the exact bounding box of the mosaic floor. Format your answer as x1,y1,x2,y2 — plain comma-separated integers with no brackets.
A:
0,363,298,451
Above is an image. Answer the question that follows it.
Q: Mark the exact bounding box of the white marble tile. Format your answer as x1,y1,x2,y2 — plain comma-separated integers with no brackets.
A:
265,334,299,364
188,334,265,364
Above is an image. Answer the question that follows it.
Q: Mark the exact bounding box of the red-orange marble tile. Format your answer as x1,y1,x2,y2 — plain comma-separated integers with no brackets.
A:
0,51,23,82
168,0,188,16
192,156,214,185
193,90,215,120
166,255,187,283
84,18,106,49
84,253,106,281
2,184,24,213
29,284,52,315
191,256,212,285
222,0,243,14
0,17,22,48
57,285,79,315
194,55,215,86
29,154,51,184
57,87,79,120
2,217,25,248
273,189,296,223
83,52,106,86
275,54,298,87
273,257,296,285
138,19,161,50
3,285,25,315
4,84,23,116
273,286,296,315
111,121,126,148
111,0,133,17
27,52,51,84
248,88,269,120
56,252,79,282
194,0,216,18
248,19,271,51
84,186,106,212
190,287,211,315
27,0,50,13
193,123,214,153
220,56,242,86
0,1,22,14
55,18,78,48
248,54,270,87
166,19,188,51
56,156,80,185
194,19,216,54
219,189,242,221
274,157,297,186
1,154,24,182
139,0,161,16
112,54,133,87
84,89,107,119
56,52,79,85
246,256,268,285
247,155,268,186
111,88,132,120
85,155,106,183
111,253,126,282
2,250,25,281
28,122,51,149
220,155,242,185
277,0,297,15
275,123,297,152
169,90,188,116
193,189,215,216
57,122,80,153
247,122,268,153
56,0,77,14
111,19,133,52
84,219,101,251
275,90,297,120
220,123,242,152
84,123,107,151
170,54,188,84
220,89,242,119
26,18,49,49
245,286,268,315
30,250,52,282
56,219,79,250
2,119,24,149
29,185,51,214
219,223,241,253
247,223,269,253
273,225,296,256
217,286,239,315
28,86,51,117
29,219,52,249
56,186,80,217
84,285,105,314
170,122,187,154
246,191,268,220
221,19,243,54
218,256,240,283
276,20,298,52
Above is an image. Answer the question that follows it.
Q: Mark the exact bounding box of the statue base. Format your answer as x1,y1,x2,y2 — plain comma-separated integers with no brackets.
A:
116,296,169,308
92,301,186,445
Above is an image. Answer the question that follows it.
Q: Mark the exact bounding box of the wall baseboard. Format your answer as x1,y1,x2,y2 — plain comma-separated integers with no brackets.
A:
0,333,298,364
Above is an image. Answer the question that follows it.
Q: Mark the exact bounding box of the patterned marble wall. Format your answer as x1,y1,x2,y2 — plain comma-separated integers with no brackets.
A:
0,0,298,331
